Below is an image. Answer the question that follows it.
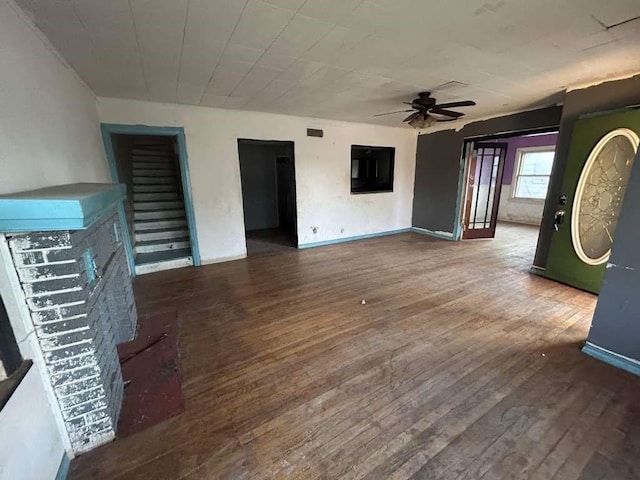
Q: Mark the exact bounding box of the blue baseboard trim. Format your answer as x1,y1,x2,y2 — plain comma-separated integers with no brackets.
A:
410,227,455,241
298,228,411,249
55,453,70,480
582,342,640,377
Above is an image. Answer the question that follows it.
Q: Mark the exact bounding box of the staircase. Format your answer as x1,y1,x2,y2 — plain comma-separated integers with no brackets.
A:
130,139,192,273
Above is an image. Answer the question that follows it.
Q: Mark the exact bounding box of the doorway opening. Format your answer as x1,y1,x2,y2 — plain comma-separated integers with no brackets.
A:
459,129,559,261
103,126,200,275
238,139,298,256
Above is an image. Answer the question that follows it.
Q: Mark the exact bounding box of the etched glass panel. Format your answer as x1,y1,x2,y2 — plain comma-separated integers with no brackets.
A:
572,130,639,265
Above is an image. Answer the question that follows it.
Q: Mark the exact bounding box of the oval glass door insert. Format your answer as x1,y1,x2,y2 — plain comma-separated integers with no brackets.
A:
571,128,639,265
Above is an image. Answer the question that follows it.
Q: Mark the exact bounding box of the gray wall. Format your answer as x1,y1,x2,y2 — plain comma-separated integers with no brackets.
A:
412,106,562,235
239,142,279,231
534,74,640,268
587,150,640,361
111,135,135,241
412,130,463,233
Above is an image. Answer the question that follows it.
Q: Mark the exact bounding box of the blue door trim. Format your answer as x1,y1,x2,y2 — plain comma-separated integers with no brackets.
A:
452,141,472,241
582,342,640,377
100,126,136,274
100,124,201,273
55,453,70,480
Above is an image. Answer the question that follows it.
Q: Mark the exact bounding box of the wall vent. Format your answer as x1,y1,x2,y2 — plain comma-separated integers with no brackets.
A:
307,128,323,138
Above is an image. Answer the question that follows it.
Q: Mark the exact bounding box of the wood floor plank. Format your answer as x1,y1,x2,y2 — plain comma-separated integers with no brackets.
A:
69,223,640,480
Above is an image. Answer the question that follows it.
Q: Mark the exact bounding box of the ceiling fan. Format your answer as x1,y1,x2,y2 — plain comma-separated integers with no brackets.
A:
374,92,476,128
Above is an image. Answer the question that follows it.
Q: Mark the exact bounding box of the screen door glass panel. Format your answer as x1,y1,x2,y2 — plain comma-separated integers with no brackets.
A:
469,147,501,229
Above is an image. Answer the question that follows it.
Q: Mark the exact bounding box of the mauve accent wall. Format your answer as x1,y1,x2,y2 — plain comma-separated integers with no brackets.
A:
477,133,558,225
497,133,558,186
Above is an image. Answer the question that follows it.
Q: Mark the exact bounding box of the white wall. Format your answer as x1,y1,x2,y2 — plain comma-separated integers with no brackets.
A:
497,186,546,225
0,1,111,477
0,368,63,480
97,98,417,263
0,0,109,194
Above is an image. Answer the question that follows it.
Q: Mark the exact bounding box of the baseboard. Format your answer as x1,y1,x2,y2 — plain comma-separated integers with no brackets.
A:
410,227,455,241
582,342,640,377
200,253,247,265
298,228,411,249
135,257,193,275
55,453,70,480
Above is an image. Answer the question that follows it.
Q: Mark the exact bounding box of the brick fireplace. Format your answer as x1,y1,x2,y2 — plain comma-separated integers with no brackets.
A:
0,183,137,453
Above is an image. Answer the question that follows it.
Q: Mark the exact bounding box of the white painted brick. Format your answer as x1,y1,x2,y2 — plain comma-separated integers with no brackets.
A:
51,365,102,387
36,324,90,338
63,397,108,420
47,354,97,381
23,278,81,297
9,232,71,251
21,273,81,285
56,377,103,398
83,408,110,425
72,426,114,453
58,386,104,410
28,299,86,313
42,341,94,362
17,262,79,282
12,250,46,267
9,213,135,454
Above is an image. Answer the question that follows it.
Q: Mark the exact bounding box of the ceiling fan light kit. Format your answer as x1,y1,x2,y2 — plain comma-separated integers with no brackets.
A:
408,115,438,129
375,91,476,128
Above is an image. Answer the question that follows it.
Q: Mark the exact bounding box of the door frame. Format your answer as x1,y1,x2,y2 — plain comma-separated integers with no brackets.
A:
100,123,201,275
454,126,560,241
237,139,298,248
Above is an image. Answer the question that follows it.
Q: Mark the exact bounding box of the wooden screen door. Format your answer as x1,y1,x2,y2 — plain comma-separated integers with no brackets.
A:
462,143,507,239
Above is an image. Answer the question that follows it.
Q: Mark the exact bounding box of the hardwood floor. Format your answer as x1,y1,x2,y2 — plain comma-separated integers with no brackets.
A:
70,223,640,479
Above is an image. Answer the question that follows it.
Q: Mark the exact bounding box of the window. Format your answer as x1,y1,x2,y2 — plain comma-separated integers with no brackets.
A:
351,145,395,194
514,148,555,199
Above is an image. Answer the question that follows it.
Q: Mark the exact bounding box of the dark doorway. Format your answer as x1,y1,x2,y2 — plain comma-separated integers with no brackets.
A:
238,140,297,256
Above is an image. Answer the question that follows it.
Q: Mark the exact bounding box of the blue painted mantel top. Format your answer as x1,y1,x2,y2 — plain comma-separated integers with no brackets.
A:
0,183,126,232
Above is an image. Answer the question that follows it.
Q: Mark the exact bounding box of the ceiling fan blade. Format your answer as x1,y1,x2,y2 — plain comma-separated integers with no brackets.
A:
430,108,465,118
373,109,414,117
433,100,476,109
403,111,421,123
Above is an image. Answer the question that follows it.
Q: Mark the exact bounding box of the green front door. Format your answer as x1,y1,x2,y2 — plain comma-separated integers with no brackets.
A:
545,108,640,294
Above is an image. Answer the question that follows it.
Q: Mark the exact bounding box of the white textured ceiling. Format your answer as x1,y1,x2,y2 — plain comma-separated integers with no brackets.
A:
15,0,640,126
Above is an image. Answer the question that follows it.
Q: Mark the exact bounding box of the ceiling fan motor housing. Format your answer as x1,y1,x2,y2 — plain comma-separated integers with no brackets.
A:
374,91,476,126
